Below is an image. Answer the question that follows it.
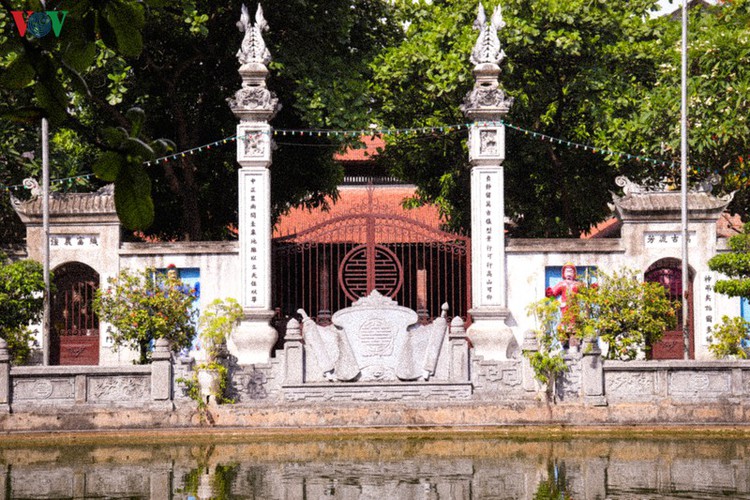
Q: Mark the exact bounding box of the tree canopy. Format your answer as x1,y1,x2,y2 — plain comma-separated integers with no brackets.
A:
0,0,401,240
370,0,749,236
2,0,748,240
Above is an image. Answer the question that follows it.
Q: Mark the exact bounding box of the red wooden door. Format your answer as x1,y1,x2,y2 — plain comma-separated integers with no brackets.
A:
645,262,694,359
51,262,100,365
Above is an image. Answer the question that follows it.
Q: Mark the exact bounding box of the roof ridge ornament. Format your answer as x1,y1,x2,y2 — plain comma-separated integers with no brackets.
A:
471,3,506,67
236,4,271,67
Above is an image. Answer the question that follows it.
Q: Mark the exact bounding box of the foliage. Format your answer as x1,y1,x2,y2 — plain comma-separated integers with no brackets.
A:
603,0,750,219
709,222,750,299
0,0,402,239
707,315,750,359
93,267,197,364
565,269,678,360
178,462,239,499
370,0,666,235
525,297,568,400
0,253,46,364
198,298,243,362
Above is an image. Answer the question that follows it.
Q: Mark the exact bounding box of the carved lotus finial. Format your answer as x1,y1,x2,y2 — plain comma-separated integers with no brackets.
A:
236,3,271,66
470,3,506,66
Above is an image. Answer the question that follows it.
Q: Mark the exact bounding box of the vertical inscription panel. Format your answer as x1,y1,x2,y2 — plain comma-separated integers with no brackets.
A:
239,168,271,309
471,166,504,308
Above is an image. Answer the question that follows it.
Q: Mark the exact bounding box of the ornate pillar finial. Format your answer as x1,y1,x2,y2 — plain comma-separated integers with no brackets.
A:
461,3,513,120
228,3,280,122
470,3,506,67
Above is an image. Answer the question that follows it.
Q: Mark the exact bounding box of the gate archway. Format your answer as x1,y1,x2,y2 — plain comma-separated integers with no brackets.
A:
50,262,100,365
273,189,471,324
645,258,694,359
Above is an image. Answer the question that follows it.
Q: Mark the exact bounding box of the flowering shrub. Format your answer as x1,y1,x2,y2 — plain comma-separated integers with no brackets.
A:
94,267,197,364
564,268,678,360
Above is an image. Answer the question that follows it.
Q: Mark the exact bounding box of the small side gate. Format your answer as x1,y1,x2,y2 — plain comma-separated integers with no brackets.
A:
273,189,471,324
50,262,100,365
646,258,694,359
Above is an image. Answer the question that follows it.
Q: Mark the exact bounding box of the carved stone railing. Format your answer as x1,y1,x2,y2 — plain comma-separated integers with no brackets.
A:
0,338,173,411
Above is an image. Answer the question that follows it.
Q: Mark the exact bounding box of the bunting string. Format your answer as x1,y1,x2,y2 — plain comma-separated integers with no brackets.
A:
3,120,749,192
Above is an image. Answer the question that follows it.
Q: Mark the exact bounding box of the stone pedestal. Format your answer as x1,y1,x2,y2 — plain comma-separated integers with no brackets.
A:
231,310,278,365
467,307,516,361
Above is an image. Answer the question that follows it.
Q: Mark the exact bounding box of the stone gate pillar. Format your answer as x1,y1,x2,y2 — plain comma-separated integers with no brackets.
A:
461,4,515,360
228,4,280,364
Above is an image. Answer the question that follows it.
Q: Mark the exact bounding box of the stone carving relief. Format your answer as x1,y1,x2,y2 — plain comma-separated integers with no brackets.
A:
13,378,74,400
606,372,654,397
230,87,278,114
89,376,149,402
479,129,498,155
462,88,513,115
669,371,729,396
242,130,268,157
298,290,449,382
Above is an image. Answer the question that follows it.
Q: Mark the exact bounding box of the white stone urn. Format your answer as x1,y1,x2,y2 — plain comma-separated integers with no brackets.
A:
197,366,221,404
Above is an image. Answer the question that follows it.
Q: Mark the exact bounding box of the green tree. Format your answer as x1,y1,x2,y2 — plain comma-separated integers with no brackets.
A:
370,0,665,235
565,269,678,360
0,0,402,239
603,0,750,219
0,252,46,364
93,267,197,364
709,221,750,299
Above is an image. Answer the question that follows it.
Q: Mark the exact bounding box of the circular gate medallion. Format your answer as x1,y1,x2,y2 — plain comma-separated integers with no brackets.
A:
338,244,403,301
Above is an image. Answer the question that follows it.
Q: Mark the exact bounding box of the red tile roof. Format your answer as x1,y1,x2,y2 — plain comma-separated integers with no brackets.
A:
274,185,445,242
333,135,385,162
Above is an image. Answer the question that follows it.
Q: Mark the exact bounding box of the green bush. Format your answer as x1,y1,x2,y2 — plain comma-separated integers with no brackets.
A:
0,254,47,365
707,315,750,359
565,268,678,360
94,267,197,364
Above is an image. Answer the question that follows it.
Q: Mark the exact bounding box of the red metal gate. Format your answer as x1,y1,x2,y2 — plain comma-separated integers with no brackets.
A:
273,188,471,324
51,262,100,365
645,259,694,359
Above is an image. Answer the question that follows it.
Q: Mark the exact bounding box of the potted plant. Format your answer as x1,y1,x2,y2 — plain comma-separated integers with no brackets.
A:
195,298,243,404
708,315,750,359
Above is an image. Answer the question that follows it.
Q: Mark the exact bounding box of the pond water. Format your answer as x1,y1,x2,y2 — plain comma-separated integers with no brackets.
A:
1,431,749,499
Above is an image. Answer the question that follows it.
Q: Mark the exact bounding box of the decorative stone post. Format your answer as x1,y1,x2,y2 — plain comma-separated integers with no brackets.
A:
581,336,607,406
521,330,539,393
228,4,281,364
461,4,515,360
0,338,9,411
283,318,304,384
449,316,470,382
151,338,172,402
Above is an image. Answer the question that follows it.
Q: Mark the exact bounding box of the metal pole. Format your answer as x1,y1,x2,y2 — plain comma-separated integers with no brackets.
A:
42,118,50,366
680,0,690,360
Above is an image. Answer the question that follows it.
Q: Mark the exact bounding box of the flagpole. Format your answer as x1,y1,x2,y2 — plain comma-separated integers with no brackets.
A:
42,118,50,366
680,0,690,359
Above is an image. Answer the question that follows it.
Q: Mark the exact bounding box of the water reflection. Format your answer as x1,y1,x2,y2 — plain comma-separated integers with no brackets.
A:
1,434,749,499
